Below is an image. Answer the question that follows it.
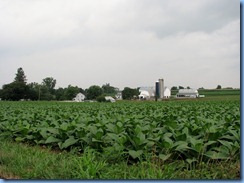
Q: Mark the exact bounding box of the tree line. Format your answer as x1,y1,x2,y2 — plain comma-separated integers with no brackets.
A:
0,68,139,101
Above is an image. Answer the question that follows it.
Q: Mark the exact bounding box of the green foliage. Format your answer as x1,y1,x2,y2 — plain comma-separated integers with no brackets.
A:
96,95,106,102
102,83,117,95
63,85,80,100
42,77,56,93
14,67,27,84
85,85,103,100
0,82,29,100
216,85,222,89
0,99,240,164
171,86,178,90
122,87,140,100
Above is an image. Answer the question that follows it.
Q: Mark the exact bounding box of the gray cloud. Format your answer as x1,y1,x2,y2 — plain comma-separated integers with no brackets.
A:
0,0,240,90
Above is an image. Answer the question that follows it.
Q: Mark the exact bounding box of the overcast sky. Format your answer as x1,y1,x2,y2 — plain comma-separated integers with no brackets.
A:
0,0,240,90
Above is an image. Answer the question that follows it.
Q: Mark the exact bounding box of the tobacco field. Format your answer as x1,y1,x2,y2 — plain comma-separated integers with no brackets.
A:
0,99,240,164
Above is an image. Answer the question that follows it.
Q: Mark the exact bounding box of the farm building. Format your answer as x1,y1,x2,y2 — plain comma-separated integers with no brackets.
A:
105,96,116,102
155,78,171,99
164,87,171,98
139,90,151,100
176,89,199,98
138,84,171,100
138,86,155,100
115,91,122,100
73,93,85,102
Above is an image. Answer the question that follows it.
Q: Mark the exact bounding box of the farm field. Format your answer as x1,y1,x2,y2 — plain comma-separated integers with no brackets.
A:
0,96,240,179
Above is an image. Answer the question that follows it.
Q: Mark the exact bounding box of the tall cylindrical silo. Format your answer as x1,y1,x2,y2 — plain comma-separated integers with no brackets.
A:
159,78,164,98
155,81,160,98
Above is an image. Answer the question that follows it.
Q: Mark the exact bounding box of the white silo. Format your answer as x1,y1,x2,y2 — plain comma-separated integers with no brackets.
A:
158,78,164,98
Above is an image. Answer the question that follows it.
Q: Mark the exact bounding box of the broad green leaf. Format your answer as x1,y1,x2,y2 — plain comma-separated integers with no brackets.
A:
186,158,197,164
204,150,229,159
146,141,155,147
40,129,48,139
60,123,68,131
174,141,190,152
61,137,78,149
47,128,59,135
106,124,116,133
159,153,171,161
218,140,233,151
15,137,25,142
45,136,61,144
107,133,119,142
128,150,143,159
229,130,240,141
89,125,97,135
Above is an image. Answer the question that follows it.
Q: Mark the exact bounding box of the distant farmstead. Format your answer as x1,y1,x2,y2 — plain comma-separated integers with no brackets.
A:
176,89,199,98
73,93,85,102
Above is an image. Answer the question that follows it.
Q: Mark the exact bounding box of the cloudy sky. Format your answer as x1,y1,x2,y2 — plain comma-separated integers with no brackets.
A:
0,0,240,90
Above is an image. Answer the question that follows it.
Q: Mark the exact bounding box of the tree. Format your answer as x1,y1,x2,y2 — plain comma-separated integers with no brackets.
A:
42,77,56,94
85,85,103,100
64,85,80,100
122,87,140,100
0,82,29,100
27,82,40,100
216,85,222,89
55,87,65,100
14,67,27,84
186,86,191,89
0,68,29,100
102,83,116,95
179,86,184,89
171,86,178,90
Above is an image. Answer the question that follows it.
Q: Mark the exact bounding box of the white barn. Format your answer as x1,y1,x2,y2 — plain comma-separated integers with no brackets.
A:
139,86,171,100
139,90,150,100
164,87,171,98
73,93,85,102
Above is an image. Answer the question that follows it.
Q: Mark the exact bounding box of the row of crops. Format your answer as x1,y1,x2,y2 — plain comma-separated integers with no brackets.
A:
0,99,240,163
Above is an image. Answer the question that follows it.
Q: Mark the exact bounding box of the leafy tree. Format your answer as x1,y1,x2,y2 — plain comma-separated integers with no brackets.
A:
96,95,106,102
122,87,140,100
64,85,80,100
55,87,65,100
14,67,27,84
186,86,191,89
85,85,103,100
216,85,222,89
0,82,29,100
179,86,184,89
171,86,178,90
42,77,56,94
102,83,116,95
38,85,51,100
0,68,29,100
27,82,40,100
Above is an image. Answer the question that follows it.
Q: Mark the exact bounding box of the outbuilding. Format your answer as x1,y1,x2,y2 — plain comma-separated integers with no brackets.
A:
176,89,199,98
105,96,116,102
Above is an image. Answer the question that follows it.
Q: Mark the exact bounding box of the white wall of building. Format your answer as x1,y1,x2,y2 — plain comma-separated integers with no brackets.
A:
73,93,85,102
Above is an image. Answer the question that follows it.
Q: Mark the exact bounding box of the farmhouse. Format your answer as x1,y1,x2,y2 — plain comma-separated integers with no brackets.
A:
73,93,85,102
176,89,199,98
